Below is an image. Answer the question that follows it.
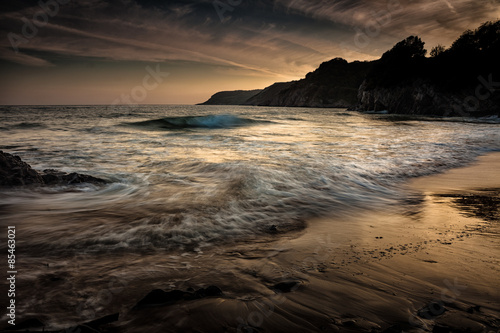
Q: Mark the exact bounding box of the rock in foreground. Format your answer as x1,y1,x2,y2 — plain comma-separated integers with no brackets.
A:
134,286,223,309
0,150,107,187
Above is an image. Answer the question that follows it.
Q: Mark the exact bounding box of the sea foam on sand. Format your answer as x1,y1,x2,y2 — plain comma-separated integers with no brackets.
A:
69,154,500,332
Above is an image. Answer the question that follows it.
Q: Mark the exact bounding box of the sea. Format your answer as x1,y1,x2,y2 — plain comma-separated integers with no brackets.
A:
1,105,499,254
0,105,499,327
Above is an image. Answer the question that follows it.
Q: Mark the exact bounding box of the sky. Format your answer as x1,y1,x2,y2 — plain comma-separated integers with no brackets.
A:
0,0,499,105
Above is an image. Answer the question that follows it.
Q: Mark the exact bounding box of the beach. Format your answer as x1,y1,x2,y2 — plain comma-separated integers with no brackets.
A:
1,106,499,332
4,153,497,333
2,3,499,332
119,153,500,332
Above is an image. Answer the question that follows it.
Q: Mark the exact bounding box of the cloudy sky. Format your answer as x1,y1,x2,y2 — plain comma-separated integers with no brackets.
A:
0,0,498,105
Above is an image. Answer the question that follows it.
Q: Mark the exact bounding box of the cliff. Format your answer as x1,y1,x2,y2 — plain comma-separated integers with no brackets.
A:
244,82,295,105
246,59,372,107
199,59,371,108
356,22,500,116
199,20,499,116
198,90,262,105
357,79,500,116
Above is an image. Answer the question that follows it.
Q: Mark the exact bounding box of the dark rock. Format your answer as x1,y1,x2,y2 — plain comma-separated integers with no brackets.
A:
40,169,64,185
85,313,119,328
42,170,106,185
271,280,300,293
35,314,119,333
381,324,404,333
342,319,356,327
199,89,262,105
236,324,263,333
357,22,500,116
244,82,295,106
357,78,500,116
58,325,100,333
466,305,481,313
201,20,500,117
245,59,371,108
432,324,451,333
63,172,106,185
7,318,44,330
134,286,223,309
199,285,223,297
49,275,63,282
134,289,188,309
0,151,107,188
417,301,446,319
206,285,223,296
0,150,44,186
200,58,372,108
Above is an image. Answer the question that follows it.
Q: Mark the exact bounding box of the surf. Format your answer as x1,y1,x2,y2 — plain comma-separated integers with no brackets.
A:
127,114,269,130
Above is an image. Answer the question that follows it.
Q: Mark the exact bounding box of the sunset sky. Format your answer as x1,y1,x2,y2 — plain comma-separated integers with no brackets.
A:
1,0,499,105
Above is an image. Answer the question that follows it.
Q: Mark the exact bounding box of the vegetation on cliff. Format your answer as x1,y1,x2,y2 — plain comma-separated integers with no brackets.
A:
201,20,499,116
360,20,500,115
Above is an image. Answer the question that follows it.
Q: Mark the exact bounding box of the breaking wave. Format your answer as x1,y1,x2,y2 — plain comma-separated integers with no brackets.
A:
1,105,499,255
128,114,269,130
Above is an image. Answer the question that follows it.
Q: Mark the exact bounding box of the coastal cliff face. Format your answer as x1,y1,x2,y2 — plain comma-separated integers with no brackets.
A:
200,20,499,116
357,22,500,116
246,59,372,108
200,59,371,108
244,81,295,106
357,79,500,116
248,82,355,107
199,89,262,105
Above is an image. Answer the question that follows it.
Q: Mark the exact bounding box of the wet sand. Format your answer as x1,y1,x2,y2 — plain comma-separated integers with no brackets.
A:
3,153,500,332
123,153,500,332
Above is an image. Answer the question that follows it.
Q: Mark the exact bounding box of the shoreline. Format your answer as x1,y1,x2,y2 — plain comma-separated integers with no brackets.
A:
133,152,500,332
2,153,500,332
409,152,500,192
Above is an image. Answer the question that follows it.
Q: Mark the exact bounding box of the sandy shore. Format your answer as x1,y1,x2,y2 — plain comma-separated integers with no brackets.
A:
3,153,500,332
125,153,500,333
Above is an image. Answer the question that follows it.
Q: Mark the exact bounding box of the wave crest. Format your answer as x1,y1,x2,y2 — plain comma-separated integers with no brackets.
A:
128,114,268,130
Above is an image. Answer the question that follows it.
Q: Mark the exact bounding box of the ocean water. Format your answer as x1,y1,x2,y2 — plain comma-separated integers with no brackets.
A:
1,105,499,256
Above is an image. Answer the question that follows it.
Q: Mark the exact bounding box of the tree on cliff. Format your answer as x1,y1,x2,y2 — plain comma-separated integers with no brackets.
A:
430,45,446,57
435,20,500,88
381,36,427,60
449,20,500,54
365,36,427,88
359,20,499,115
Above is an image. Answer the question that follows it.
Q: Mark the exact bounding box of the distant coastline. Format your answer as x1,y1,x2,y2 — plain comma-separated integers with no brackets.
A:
200,20,500,117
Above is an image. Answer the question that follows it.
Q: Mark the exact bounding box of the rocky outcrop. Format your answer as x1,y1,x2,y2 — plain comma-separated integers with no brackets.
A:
0,151,107,187
357,79,500,116
200,59,372,108
357,22,500,116
247,59,372,107
244,81,295,106
134,286,223,309
40,169,107,186
200,20,499,116
0,150,44,186
198,89,262,105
